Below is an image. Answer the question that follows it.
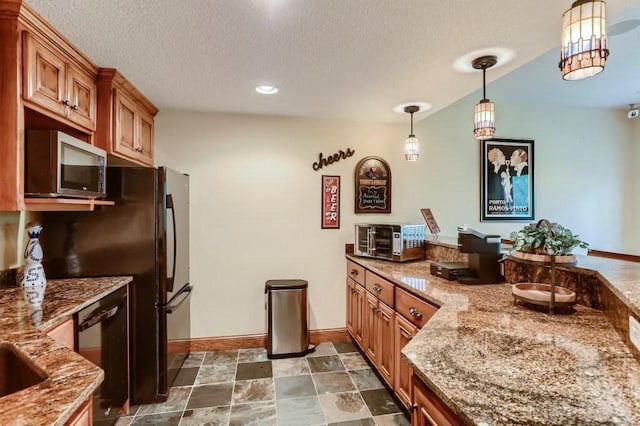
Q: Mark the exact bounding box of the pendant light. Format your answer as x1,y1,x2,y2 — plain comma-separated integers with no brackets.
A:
472,55,497,140
560,0,608,80
404,106,420,161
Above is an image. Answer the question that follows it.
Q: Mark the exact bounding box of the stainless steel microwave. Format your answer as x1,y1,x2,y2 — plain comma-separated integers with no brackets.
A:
25,130,107,199
354,223,426,262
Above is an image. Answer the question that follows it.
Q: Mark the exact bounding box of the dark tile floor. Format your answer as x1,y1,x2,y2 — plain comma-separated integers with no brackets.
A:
109,341,410,425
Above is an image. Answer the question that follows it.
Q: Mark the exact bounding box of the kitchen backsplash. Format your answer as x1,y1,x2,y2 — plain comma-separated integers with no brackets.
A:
0,268,17,288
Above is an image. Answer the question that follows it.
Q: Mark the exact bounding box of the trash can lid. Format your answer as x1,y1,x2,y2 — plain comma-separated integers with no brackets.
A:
265,279,308,290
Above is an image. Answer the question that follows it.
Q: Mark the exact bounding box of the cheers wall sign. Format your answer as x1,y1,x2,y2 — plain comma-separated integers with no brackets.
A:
313,148,355,171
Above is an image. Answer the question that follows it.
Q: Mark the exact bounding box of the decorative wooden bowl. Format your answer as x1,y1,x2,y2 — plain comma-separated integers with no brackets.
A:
510,251,576,264
512,283,576,308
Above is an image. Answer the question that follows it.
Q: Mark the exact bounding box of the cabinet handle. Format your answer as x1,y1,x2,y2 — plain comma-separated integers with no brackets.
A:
350,269,359,276
412,403,438,426
409,307,422,319
71,104,79,110
62,99,71,106
372,284,381,292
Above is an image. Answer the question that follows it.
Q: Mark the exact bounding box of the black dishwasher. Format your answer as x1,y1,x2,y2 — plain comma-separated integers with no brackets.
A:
75,285,129,423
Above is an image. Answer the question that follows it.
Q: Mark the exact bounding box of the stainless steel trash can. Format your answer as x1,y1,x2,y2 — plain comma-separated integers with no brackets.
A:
265,279,314,358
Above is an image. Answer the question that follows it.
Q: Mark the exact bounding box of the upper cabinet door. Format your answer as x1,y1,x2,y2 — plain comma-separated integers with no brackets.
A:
22,32,97,131
66,64,97,130
138,107,154,165
23,32,66,116
114,88,138,159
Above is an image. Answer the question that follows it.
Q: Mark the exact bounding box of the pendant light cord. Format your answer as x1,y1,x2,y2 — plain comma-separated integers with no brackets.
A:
482,68,487,100
410,112,414,136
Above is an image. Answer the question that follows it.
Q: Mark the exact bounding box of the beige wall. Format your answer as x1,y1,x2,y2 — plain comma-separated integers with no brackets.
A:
155,111,408,338
155,100,637,339
0,211,39,271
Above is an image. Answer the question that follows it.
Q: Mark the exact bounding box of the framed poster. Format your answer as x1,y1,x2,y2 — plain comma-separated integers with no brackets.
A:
354,156,391,214
321,175,340,229
481,138,534,221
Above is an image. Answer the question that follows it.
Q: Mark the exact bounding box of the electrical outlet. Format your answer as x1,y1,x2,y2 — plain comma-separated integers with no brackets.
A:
630,316,640,352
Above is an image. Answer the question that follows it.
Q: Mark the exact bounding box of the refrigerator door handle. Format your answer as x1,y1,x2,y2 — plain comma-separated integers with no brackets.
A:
166,193,178,292
166,285,192,313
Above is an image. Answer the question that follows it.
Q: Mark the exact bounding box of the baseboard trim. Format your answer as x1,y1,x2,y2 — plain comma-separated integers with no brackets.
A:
177,327,349,352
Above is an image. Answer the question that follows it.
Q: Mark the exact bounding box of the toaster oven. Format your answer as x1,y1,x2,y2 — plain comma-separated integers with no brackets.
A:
354,223,426,262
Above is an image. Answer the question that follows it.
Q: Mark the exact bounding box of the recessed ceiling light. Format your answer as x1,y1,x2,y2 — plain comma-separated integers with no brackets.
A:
256,85,279,95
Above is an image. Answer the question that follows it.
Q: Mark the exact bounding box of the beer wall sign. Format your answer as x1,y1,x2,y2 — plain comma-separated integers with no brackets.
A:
354,156,391,214
321,175,340,229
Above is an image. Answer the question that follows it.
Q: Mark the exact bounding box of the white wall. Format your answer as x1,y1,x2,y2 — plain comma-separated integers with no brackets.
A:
155,100,637,339
155,111,409,338
413,93,637,254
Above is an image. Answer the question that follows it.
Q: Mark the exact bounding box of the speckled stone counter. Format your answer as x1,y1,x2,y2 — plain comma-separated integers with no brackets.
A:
346,254,640,425
0,276,132,426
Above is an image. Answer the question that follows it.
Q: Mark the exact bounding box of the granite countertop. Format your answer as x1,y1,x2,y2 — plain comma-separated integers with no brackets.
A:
346,254,640,425
0,276,132,426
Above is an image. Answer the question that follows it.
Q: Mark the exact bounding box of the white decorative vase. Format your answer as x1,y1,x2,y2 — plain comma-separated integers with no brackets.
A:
21,222,47,307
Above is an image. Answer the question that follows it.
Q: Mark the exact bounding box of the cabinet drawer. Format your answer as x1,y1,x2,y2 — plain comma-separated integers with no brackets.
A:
346,260,365,286
365,270,394,308
395,287,437,328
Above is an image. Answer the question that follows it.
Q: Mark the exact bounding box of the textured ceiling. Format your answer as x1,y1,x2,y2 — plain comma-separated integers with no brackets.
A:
24,0,640,123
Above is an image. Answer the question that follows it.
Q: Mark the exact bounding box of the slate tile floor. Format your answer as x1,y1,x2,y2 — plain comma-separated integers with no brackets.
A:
107,341,410,426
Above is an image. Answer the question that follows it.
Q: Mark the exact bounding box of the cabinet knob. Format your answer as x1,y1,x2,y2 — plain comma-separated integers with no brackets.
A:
350,269,359,276
62,99,71,106
409,307,422,319
71,104,79,110
372,284,381,292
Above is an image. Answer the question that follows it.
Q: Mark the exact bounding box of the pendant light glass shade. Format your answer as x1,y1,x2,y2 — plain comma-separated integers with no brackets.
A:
403,106,420,161
474,99,495,140
405,135,419,161
560,0,608,80
472,56,497,141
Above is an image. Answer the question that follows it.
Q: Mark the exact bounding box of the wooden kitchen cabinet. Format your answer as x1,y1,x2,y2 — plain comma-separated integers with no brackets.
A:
345,257,445,421
45,315,75,351
96,68,158,166
363,270,395,388
22,32,97,131
0,1,109,211
346,277,364,347
411,375,461,426
65,396,92,426
395,287,438,412
394,313,419,411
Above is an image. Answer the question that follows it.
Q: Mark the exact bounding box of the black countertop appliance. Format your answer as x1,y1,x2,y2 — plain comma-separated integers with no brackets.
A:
41,166,192,406
457,227,502,284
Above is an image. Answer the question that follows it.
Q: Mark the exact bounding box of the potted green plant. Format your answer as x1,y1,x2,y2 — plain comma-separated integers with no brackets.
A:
507,219,589,263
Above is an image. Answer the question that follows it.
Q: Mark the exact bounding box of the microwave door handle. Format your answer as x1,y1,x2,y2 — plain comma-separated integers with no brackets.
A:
166,193,177,293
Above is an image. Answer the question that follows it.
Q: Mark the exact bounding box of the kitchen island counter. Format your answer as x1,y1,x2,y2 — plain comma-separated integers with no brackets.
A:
346,254,640,425
0,276,132,425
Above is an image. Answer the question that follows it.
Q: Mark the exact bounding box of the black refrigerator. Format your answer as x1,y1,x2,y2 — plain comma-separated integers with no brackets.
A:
41,166,191,406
